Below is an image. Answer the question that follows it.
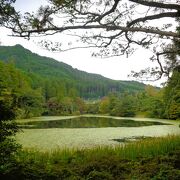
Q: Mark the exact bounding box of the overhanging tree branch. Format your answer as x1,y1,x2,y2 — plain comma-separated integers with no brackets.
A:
10,24,179,38
129,0,180,11
1,0,180,81
127,12,179,27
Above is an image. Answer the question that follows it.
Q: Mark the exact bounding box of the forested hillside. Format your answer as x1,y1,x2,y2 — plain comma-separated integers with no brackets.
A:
0,44,145,99
0,44,179,120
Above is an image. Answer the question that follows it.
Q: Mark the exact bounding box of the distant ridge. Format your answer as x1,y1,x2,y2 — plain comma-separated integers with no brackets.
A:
0,44,146,98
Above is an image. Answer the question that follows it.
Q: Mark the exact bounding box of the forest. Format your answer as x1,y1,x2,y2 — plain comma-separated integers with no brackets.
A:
0,44,179,120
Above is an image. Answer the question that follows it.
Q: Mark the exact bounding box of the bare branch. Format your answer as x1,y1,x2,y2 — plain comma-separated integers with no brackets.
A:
129,0,180,11
11,24,179,38
95,0,121,21
128,12,179,27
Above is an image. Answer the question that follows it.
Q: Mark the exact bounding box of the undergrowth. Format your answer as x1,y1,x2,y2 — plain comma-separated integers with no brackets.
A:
1,135,180,179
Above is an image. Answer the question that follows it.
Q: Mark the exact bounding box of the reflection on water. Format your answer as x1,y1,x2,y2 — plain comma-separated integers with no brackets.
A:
18,116,170,129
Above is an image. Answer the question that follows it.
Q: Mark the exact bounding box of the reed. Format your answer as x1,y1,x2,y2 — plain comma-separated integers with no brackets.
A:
8,135,179,179
16,135,180,165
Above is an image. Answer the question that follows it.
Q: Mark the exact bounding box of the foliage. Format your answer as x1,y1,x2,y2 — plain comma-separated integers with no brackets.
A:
164,66,180,119
0,44,146,99
135,85,164,118
1,135,180,179
86,102,99,114
0,0,16,26
0,61,20,173
112,93,136,117
96,81,179,119
2,0,179,80
0,44,149,117
0,61,44,118
45,96,86,115
0,45,179,119
17,88,44,118
99,96,110,114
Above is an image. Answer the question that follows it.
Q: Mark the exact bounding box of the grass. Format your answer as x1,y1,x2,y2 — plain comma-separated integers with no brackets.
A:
2,135,180,179
16,135,180,163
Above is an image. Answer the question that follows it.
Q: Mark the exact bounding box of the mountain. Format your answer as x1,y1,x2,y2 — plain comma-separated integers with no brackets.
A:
0,44,146,98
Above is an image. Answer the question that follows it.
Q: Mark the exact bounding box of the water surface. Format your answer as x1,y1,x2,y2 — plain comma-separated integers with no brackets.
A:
18,116,170,129
16,116,180,150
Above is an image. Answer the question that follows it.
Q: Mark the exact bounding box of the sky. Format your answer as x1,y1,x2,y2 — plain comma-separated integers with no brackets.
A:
0,0,167,87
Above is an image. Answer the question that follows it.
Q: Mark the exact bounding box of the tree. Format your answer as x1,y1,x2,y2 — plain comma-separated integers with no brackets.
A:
74,97,86,114
2,0,180,80
0,0,16,26
99,96,110,114
135,85,165,118
0,62,20,173
163,66,180,119
108,93,136,117
132,29,180,81
17,88,44,118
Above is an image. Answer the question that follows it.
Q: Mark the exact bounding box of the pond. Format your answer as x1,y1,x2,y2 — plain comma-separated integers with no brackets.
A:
18,116,169,128
16,116,180,150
